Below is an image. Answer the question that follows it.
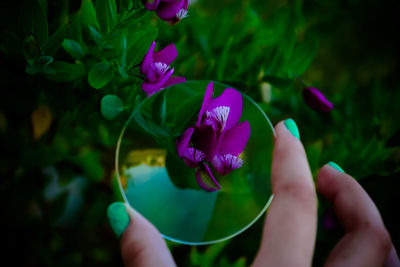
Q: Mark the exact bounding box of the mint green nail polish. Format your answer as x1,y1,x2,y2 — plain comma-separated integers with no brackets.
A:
328,161,345,173
107,202,130,238
284,119,300,139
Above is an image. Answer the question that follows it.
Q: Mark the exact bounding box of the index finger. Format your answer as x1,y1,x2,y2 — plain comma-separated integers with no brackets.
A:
253,120,317,267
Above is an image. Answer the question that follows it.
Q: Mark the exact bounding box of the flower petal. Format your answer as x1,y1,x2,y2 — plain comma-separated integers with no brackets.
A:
176,127,194,157
140,41,156,74
182,0,189,10
153,43,177,65
195,163,220,192
218,121,250,156
302,87,334,112
211,153,243,175
156,0,184,21
191,125,217,160
142,68,174,97
162,76,186,88
144,0,160,10
196,82,214,127
207,88,242,130
183,148,206,168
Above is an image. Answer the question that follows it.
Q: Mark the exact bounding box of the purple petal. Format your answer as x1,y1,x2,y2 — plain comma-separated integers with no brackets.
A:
211,153,243,175
144,0,160,10
207,88,243,130
140,41,156,74
217,121,250,156
142,68,174,97
176,127,194,157
183,148,206,168
196,82,214,127
156,0,184,21
195,163,220,192
182,0,189,10
162,76,186,88
145,66,158,83
302,87,334,112
153,43,177,65
191,125,217,160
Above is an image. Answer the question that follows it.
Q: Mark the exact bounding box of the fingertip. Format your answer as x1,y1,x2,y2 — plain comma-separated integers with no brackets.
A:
107,202,130,239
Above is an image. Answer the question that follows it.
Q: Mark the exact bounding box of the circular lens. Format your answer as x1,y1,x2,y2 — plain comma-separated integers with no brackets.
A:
116,80,274,245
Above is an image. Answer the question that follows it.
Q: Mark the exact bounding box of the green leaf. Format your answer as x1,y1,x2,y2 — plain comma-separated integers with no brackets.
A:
95,0,117,34
22,35,41,64
80,0,100,29
100,95,124,120
88,62,113,89
126,27,158,69
62,39,85,59
26,55,54,74
289,35,319,76
46,61,86,81
120,0,133,11
41,26,66,56
88,25,102,45
152,91,167,126
19,0,48,45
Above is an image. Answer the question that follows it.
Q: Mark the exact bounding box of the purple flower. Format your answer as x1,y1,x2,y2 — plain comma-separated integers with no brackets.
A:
140,41,186,97
144,0,189,23
176,82,251,191
302,87,334,112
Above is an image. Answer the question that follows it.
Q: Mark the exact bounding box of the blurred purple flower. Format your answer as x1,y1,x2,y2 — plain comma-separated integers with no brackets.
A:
140,41,185,97
144,0,189,23
176,82,250,191
302,87,334,112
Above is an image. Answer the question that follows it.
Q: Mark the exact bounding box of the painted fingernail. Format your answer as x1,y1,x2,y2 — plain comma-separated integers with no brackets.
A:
328,161,345,173
284,119,300,139
107,202,130,238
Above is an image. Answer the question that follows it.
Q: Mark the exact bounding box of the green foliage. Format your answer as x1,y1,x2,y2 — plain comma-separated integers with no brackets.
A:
101,94,124,120
1,0,399,266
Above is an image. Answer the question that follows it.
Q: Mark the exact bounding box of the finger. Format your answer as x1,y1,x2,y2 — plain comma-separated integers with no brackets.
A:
253,119,317,267
317,163,393,267
107,202,176,267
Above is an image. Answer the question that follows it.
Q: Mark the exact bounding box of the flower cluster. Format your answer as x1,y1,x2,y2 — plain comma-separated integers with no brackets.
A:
144,0,189,23
176,82,251,191
140,41,186,97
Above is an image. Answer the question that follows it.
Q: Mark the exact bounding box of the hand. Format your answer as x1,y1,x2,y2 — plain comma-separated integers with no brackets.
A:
107,119,399,267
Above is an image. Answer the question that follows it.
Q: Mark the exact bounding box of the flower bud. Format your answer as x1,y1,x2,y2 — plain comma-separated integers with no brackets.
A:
302,87,334,112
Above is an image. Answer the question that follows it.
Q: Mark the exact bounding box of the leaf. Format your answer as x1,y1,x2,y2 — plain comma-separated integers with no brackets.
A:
100,94,124,120
79,0,100,29
217,36,234,80
46,61,86,81
172,94,203,134
88,62,113,89
19,0,48,45
152,91,167,126
62,39,85,59
126,27,158,69
88,25,102,45
120,0,133,12
31,105,52,140
26,55,54,74
95,0,117,34
41,26,66,56
289,35,319,76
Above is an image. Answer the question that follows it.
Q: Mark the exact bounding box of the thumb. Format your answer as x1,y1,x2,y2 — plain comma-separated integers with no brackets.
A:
107,202,176,267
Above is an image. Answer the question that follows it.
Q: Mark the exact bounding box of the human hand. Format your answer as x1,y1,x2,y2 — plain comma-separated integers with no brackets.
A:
107,119,398,267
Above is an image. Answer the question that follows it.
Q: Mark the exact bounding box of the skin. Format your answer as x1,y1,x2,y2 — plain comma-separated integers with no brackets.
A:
118,121,399,267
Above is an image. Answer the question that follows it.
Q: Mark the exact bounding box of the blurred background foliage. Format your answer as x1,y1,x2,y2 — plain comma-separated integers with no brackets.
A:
0,0,399,266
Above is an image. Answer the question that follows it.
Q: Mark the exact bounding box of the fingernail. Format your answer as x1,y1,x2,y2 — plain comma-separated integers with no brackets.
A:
328,161,345,173
107,202,130,238
284,119,300,139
